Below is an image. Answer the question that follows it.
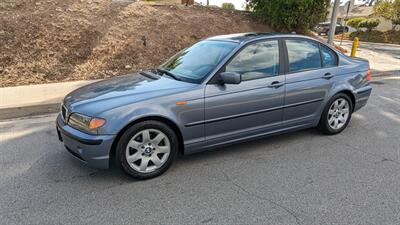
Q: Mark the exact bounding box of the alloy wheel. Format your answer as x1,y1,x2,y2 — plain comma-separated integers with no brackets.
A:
125,129,171,173
327,98,350,130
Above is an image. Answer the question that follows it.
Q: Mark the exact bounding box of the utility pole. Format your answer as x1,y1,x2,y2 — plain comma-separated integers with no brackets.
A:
328,0,340,45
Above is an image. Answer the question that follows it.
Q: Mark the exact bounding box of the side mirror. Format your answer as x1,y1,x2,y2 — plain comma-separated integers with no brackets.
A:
219,72,241,85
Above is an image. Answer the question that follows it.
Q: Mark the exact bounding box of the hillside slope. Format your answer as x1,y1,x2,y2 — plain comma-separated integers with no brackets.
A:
0,0,271,87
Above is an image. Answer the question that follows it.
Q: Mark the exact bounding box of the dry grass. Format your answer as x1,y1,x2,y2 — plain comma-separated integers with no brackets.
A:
0,0,271,87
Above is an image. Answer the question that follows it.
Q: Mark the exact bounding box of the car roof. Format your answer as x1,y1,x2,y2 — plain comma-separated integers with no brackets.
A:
205,32,313,44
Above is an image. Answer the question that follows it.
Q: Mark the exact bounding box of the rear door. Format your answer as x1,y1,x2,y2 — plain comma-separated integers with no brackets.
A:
283,38,339,126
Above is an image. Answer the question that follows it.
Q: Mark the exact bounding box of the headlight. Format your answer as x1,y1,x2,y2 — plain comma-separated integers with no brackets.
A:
68,113,106,133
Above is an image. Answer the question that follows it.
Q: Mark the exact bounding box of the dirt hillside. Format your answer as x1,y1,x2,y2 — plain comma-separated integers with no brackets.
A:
0,0,271,87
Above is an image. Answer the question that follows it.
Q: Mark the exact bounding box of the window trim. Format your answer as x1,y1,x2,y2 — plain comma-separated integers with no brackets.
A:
283,38,339,75
207,38,285,84
283,38,324,74
318,43,339,68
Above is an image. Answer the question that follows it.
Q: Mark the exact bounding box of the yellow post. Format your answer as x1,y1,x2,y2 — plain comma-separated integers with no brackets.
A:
350,37,359,57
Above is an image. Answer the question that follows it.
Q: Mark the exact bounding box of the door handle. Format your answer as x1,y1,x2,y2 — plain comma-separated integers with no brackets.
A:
267,81,284,88
322,72,334,79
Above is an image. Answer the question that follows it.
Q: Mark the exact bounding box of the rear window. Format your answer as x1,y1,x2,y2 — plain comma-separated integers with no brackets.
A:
320,45,338,67
286,39,321,73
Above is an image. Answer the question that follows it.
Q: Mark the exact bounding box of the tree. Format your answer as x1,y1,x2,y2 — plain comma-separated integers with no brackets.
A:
246,0,330,32
374,0,400,30
347,17,367,32
359,18,380,31
222,2,235,10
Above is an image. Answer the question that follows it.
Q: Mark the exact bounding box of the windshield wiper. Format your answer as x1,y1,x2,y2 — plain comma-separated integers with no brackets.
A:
156,68,181,81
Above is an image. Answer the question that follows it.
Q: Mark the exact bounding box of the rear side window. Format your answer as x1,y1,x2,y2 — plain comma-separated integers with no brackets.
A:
320,45,338,67
226,40,279,81
286,39,321,73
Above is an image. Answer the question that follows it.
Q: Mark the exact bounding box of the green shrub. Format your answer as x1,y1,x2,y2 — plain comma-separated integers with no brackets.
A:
246,0,330,32
374,0,400,30
359,18,380,31
222,3,235,10
346,17,366,32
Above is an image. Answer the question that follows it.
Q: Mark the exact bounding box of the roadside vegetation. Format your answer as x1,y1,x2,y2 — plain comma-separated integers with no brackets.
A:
0,0,270,87
347,17,380,32
337,0,400,44
373,0,400,31
335,30,400,44
246,0,330,32
221,2,235,10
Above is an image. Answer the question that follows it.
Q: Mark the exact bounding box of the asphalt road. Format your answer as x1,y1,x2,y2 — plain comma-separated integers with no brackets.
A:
1,76,400,225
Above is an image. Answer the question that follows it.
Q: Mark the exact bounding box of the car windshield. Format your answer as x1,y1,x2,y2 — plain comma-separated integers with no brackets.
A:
159,40,238,83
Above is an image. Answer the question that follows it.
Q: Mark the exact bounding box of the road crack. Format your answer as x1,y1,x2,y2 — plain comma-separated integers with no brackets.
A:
220,170,302,225
326,136,400,166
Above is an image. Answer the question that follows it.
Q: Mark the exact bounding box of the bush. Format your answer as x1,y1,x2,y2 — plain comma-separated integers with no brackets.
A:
347,17,366,31
246,0,330,32
222,3,235,10
348,30,400,44
374,0,400,30
359,18,380,31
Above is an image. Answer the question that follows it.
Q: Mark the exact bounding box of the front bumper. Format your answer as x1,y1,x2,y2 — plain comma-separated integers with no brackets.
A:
56,114,115,169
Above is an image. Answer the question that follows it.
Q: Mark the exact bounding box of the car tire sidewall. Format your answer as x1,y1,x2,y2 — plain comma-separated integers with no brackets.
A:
116,120,178,179
319,93,353,135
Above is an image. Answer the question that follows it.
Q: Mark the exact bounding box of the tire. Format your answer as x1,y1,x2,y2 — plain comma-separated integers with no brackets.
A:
318,93,353,135
116,120,178,179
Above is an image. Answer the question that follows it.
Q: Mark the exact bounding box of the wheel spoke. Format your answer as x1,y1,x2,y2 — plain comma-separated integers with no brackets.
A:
328,109,335,116
341,108,349,114
333,100,339,109
151,155,163,167
127,152,141,164
139,157,150,171
156,146,169,154
142,130,151,143
338,100,346,109
152,133,164,146
127,140,141,150
328,116,335,124
333,119,339,129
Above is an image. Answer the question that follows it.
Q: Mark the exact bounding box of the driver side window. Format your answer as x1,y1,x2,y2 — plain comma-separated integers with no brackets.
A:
225,40,279,81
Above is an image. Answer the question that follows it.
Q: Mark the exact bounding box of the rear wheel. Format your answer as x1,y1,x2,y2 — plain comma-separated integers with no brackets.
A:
116,120,178,179
318,93,353,135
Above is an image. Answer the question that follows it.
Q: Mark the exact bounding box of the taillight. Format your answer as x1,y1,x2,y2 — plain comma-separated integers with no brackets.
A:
367,67,371,81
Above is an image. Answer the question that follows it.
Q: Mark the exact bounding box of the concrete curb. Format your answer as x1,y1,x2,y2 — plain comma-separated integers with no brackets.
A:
0,80,99,120
0,103,60,121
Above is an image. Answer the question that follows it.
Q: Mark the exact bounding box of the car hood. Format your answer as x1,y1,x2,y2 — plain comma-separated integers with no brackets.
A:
63,72,198,115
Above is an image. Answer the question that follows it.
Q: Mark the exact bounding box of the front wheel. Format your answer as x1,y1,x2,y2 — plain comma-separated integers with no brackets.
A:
116,120,178,179
318,93,353,135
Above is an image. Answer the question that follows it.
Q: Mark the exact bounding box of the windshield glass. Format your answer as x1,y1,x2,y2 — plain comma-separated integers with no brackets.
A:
160,40,238,83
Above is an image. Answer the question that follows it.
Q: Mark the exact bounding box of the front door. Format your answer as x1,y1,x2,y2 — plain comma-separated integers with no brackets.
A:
204,39,285,146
